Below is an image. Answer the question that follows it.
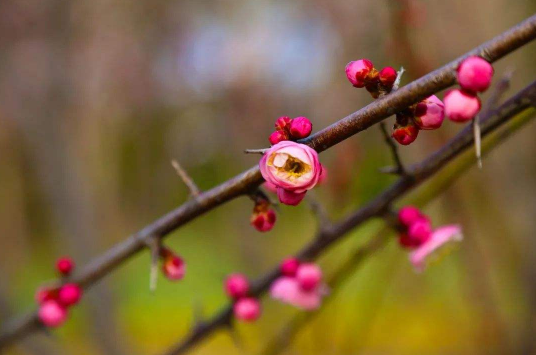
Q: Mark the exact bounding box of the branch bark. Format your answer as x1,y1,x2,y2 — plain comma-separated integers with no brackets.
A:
0,15,535,350
160,81,536,355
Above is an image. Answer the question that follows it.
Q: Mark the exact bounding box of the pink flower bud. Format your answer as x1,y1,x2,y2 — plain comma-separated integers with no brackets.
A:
233,297,261,322
289,117,312,139
251,207,276,232
296,263,322,291
275,116,292,131
345,59,374,88
277,188,307,206
457,56,494,92
280,257,300,277
269,130,289,145
413,95,445,130
58,284,82,307
162,254,186,281
35,287,57,304
225,274,250,299
392,119,419,145
56,257,74,276
378,66,397,88
407,218,432,246
38,300,68,327
444,89,481,122
398,206,422,227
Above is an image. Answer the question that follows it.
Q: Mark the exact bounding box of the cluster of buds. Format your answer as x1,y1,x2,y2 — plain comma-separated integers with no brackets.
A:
391,95,445,145
270,258,327,310
250,198,276,232
160,247,186,281
397,206,463,272
269,116,313,145
345,59,398,98
35,257,83,328
224,274,261,322
444,56,494,122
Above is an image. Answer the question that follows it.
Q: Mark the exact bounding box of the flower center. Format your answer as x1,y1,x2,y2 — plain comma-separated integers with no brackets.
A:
269,153,311,179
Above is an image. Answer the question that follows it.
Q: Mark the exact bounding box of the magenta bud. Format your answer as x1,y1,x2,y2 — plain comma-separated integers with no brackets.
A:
280,257,300,277
275,116,292,131
392,119,419,146
269,130,289,145
38,300,68,328
289,117,312,139
398,206,422,227
35,287,57,305
58,284,82,307
233,297,261,322
444,89,481,123
251,208,276,232
296,263,322,291
162,254,186,281
225,274,250,299
345,59,374,88
408,218,433,246
378,66,397,88
457,56,494,92
413,95,445,130
56,257,74,276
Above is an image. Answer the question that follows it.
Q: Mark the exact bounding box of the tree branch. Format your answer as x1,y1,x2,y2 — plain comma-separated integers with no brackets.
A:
379,121,406,175
0,15,535,350
159,82,536,355
171,160,201,197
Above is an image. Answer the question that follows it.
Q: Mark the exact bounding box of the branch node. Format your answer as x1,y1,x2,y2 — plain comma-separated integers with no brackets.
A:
171,160,201,198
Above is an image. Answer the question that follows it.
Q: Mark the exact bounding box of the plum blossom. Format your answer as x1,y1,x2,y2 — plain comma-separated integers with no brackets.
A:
410,225,463,272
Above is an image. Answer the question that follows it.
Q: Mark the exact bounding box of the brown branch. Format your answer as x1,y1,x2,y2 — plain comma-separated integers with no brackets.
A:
171,160,201,197
379,122,407,175
1,15,535,350
159,81,536,355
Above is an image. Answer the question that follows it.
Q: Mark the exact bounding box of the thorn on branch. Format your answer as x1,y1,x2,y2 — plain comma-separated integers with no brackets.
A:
244,148,269,155
379,122,406,176
171,160,201,197
393,67,405,91
146,237,162,292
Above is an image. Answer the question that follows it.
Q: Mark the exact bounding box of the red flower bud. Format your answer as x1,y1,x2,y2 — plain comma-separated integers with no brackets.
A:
392,117,419,145
225,274,250,299
444,89,481,123
38,300,68,327
275,116,292,131
407,218,432,246
398,206,423,227
35,287,57,304
457,56,494,93
345,59,374,88
296,263,322,291
289,117,312,139
58,284,82,307
280,257,300,277
379,66,397,89
162,253,186,281
233,297,261,322
56,257,74,276
251,200,276,232
269,130,289,145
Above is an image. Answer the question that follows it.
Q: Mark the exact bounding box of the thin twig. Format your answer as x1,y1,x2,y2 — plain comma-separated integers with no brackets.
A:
171,160,201,197
159,82,536,355
379,122,406,175
306,192,332,231
1,16,535,350
244,148,269,155
474,68,514,169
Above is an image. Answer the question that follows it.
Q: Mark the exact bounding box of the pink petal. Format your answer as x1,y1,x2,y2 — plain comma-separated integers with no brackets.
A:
409,225,463,272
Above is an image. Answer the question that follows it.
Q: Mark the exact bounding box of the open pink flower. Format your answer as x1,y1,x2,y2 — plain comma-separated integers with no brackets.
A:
409,225,463,272
260,141,322,205
270,277,324,310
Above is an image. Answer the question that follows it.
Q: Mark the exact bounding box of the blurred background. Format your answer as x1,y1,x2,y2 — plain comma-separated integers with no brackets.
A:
1,0,535,354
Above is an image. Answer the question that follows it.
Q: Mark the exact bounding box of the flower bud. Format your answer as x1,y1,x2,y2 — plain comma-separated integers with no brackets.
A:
233,297,261,322
398,206,422,227
225,274,250,299
444,89,481,122
457,56,493,92
250,201,276,232
407,218,432,246
345,59,374,88
392,117,419,145
56,257,74,276
275,116,292,131
379,66,397,89
413,95,445,130
38,300,68,327
280,257,300,277
277,188,307,206
58,284,82,307
296,263,322,291
269,130,288,145
35,287,57,304
289,117,312,139
162,253,186,281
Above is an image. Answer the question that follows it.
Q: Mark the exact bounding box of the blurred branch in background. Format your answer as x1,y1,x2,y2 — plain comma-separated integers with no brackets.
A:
0,14,535,353
160,82,536,355
260,106,535,355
